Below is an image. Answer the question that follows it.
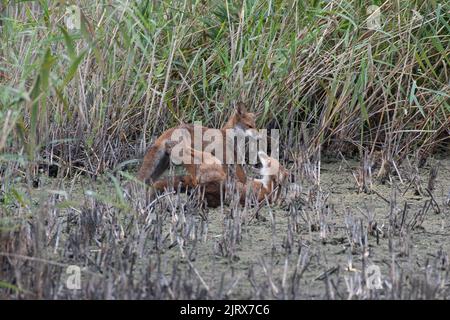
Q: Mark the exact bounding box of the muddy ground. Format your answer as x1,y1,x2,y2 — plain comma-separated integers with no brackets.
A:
5,156,450,299
157,157,450,299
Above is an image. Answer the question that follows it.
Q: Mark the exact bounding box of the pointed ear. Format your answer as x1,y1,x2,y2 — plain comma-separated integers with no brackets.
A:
236,102,247,115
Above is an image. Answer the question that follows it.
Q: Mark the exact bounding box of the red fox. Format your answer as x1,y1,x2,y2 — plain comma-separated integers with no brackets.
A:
137,102,257,186
152,140,226,207
237,151,289,205
152,149,288,208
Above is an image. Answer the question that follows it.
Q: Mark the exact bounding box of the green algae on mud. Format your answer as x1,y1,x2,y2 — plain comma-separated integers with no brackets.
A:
156,158,450,299
2,157,450,299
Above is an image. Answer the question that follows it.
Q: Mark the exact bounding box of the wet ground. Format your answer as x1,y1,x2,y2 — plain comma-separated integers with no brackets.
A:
159,157,450,299
7,156,450,299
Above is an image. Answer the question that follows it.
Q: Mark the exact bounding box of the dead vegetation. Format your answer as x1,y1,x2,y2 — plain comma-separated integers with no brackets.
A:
1,0,450,300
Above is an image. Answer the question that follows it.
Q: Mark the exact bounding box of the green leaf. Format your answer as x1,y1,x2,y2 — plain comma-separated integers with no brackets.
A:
410,80,425,118
59,26,76,59
61,50,87,88
0,281,22,293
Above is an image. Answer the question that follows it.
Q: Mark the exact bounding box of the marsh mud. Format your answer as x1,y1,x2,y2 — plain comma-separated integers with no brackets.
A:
158,157,450,299
3,156,450,299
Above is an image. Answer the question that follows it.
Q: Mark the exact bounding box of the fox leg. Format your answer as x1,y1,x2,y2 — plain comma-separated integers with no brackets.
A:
235,164,247,184
138,143,171,184
153,175,197,192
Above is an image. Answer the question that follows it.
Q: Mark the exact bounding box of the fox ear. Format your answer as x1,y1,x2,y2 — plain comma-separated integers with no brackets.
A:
236,102,247,115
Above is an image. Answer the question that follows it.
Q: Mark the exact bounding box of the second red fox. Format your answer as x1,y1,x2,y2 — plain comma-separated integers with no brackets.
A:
153,149,288,208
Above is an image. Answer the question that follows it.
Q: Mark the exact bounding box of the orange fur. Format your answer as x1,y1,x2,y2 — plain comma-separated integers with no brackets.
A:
237,151,288,206
153,140,226,207
153,150,288,208
137,102,257,185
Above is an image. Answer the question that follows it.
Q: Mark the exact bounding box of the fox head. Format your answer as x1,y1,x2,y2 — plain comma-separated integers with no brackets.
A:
257,151,288,187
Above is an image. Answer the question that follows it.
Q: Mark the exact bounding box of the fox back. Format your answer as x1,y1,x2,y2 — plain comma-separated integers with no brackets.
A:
138,102,256,184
